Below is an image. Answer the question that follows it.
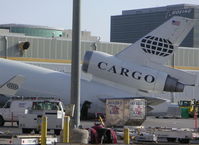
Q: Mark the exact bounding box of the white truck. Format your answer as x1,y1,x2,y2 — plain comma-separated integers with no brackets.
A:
0,99,33,126
19,100,65,135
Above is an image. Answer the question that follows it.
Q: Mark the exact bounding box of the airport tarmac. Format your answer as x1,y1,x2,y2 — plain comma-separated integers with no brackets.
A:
1,116,198,134
81,116,199,129
0,117,199,145
143,116,198,129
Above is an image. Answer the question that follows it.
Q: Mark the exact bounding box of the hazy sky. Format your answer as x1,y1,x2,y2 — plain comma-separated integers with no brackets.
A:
0,0,199,41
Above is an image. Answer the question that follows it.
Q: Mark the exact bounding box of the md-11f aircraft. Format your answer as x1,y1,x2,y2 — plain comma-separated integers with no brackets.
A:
82,16,196,93
0,16,196,115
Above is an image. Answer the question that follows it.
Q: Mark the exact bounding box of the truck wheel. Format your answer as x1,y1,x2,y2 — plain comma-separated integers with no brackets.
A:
22,128,32,134
0,116,5,126
167,137,176,142
34,129,40,134
178,138,190,143
54,129,61,135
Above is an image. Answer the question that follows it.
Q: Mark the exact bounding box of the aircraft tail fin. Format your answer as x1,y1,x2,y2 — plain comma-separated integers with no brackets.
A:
116,16,195,65
0,75,25,96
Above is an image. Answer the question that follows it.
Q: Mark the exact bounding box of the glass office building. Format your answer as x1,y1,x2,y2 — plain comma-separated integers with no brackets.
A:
111,4,199,47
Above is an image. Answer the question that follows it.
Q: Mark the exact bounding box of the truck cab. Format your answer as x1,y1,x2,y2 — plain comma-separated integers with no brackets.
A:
0,100,33,126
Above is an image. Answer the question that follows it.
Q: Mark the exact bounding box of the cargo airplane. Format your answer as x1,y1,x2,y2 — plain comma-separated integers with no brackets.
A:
0,16,196,115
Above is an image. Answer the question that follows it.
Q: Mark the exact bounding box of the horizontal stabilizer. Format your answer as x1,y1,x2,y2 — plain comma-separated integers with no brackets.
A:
149,63,196,86
147,106,154,112
99,96,166,106
0,75,25,96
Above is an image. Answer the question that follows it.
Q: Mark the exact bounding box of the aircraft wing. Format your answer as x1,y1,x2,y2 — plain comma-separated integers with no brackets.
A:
0,75,25,96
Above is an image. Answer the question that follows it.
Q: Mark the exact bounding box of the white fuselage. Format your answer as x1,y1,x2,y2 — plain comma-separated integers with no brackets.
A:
0,58,133,113
84,51,167,92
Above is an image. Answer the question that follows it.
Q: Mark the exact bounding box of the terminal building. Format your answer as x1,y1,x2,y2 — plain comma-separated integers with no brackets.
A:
0,24,127,61
111,4,199,47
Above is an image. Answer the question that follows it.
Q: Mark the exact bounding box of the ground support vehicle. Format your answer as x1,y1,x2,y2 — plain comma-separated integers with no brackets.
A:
178,99,199,117
155,128,199,143
0,134,57,145
0,99,33,126
19,100,65,135
134,132,157,143
116,127,199,144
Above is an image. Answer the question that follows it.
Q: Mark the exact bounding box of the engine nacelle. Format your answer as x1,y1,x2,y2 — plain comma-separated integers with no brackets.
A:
82,51,184,92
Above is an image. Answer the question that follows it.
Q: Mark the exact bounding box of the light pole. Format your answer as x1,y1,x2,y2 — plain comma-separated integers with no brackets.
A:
70,0,81,127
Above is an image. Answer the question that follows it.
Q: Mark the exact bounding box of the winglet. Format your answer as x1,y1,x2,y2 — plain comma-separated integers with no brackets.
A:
0,75,25,96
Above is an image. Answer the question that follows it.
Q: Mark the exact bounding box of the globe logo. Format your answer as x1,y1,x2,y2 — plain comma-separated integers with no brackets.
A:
140,36,174,57
6,83,19,90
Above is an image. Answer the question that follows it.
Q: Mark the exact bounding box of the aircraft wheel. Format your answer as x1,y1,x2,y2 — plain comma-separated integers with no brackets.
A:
54,129,61,135
178,138,190,144
167,137,176,142
34,129,40,134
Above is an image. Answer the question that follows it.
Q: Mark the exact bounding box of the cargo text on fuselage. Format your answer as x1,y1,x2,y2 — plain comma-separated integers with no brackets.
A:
97,61,155,84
